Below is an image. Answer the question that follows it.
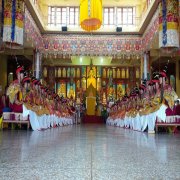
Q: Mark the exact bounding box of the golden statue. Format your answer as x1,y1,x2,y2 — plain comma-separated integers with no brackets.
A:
103,69,106,78
117,84,124,98
58,68,61,77
117,69,120,78
63,68,66,77
58,83,66,97
108,86,114,96
87,69,96,89
77,68,80,78
68,86,75,99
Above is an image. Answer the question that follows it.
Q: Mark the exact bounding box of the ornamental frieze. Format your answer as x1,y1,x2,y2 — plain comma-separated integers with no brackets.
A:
24,6,160,58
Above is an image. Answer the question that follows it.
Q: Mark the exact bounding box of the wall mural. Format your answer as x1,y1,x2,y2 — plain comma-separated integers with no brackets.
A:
142,8,159,50
24,6,160,58
24,7,43,50
41,34,142,58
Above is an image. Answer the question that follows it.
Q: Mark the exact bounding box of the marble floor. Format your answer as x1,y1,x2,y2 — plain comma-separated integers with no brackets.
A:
0,124,180,180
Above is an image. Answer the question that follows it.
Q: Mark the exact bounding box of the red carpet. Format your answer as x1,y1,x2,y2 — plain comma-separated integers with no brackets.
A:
83,115,104,124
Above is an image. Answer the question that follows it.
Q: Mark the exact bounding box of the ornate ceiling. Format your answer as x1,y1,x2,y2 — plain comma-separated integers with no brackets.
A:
38,0,146,7
19,0,180,66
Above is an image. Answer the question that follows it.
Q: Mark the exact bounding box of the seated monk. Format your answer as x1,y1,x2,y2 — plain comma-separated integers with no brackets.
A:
10,92,23,113
43,105,50,115
34,106,44,116
173,101,180,116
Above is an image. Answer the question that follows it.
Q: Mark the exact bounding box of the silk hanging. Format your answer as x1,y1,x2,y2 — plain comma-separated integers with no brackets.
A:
2,0,24,47
159,0,179,48
80,0,102,31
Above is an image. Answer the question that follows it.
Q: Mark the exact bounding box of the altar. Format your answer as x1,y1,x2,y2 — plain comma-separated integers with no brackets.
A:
84,84,103,123
86,84,96,116
86,96,96,115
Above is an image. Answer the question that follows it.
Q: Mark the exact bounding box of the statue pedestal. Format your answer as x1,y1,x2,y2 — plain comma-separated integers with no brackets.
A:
86,97,96,115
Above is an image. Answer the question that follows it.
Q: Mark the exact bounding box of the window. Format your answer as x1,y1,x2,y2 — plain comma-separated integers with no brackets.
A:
48,7,56,26
48,6,136,27
117,8,122,25
48,6,79,26
117,7,135,25
69,7,79,25
103,7,114,25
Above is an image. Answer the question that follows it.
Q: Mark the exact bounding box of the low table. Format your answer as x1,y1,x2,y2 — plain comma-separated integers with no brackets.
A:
156,123,180,133
2,120,30,130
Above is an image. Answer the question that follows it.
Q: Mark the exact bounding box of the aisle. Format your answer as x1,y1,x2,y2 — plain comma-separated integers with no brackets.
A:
0,125,180,179
83,115,104,124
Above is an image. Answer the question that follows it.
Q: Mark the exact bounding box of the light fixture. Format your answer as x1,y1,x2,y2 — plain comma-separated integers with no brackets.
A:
101,57,103,63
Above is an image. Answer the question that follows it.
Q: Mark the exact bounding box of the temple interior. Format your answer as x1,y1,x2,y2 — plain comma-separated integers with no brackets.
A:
0,0,180,179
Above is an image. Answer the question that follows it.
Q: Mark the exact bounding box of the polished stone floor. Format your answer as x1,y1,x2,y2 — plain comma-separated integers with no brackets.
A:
0,124,180,180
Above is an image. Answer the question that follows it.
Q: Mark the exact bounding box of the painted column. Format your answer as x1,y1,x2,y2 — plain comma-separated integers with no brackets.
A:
159,0,179,48
2,0,24,47
143,52,149,80
140,56,144,81
34,50,42,79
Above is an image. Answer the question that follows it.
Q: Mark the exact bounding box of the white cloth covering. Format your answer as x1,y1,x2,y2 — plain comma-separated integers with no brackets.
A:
22,104,74,131
106,104,171,133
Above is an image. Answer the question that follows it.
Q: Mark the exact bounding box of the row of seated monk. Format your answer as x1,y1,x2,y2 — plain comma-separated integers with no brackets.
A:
0,89,78,118
108,99,180,118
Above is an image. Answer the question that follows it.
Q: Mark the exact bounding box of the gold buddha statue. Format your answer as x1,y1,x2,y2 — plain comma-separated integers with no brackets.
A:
87,69,96,89
68,86,75,99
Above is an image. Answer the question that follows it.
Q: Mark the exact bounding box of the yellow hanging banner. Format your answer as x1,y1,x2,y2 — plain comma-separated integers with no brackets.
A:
80,0,102,31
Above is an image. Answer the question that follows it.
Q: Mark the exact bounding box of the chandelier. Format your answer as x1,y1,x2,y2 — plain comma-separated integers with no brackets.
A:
80,0,102,32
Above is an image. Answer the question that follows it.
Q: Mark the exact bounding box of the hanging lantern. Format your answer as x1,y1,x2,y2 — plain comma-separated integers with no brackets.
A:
80,0,102,32
2,0,24,48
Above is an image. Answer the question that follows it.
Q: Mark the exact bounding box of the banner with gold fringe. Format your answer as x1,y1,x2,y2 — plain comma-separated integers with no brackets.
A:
2,0,24,47
80,0,102,31
159,0,179,48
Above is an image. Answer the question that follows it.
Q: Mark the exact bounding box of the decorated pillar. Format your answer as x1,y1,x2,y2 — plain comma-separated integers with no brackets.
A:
140,56,144,81
2,0,24,47
34,49,42,79
159,0,179,48
143,52,149,80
